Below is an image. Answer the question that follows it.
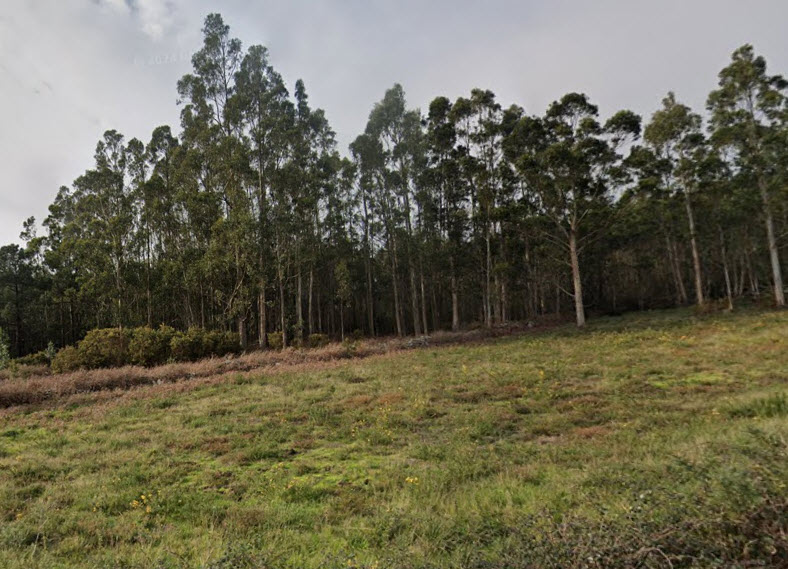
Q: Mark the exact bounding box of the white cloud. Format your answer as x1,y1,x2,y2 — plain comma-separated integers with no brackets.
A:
134,0,175,40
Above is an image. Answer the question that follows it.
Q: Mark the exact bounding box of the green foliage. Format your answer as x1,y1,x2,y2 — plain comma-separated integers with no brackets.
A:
267,332,283,351
128,326,175,367
307,333,329,348
49,326,241,371
11,350,49,367
170,328,241,362
728,393,788,419
51,345,81,374
44,341,57,364
0,328,9,371
74,328,131,369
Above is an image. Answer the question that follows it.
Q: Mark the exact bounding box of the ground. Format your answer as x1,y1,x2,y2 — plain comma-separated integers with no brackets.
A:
0,308,786,568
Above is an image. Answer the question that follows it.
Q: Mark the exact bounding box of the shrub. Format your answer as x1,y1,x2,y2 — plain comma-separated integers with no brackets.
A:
45,341,57,364
170,328,240,361
13,350,49,367
267,332,283,350
307,333,329,349
170,328,204,362
77,328,132,369
0,328,9,370
214,331,241,356
51,345,82,373
128,326,175,367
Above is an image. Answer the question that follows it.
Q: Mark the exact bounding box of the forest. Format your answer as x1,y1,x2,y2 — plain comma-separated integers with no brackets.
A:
1,12,786,358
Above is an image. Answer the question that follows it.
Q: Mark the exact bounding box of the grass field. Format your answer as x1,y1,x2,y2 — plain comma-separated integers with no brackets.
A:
0,308,786,568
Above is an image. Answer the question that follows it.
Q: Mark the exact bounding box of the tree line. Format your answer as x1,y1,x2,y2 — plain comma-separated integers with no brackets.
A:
1,13,786,358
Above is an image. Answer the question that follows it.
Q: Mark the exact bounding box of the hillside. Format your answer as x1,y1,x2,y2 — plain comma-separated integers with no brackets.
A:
0,308,786,568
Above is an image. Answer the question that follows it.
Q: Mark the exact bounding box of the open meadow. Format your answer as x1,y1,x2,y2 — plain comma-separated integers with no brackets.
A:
0,307,786,568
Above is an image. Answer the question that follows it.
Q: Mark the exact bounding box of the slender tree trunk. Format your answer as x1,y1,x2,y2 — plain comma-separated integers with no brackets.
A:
258,283,268,348
744,236,759,297
238,317,247,350
485,221,492,328
308,267,314,335
682,188,704,306
278,264,287,348
430,271,439,332
296,265,303,344
388,229,403,337
419,264,428,336
362,190,375,336
569,228,586,328
758,176,785,306
668,236,688,304
719,225,734,311
450,254,459,332
409,263,421,336
339,304,345,342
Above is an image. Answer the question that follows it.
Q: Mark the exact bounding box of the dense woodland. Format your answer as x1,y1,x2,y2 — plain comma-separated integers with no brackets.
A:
1,14,787,358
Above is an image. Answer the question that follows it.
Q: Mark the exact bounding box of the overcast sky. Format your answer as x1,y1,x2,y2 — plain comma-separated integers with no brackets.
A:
1,0,787,245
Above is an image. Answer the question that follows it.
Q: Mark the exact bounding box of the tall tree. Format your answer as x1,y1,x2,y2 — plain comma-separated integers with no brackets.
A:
708,45,787,306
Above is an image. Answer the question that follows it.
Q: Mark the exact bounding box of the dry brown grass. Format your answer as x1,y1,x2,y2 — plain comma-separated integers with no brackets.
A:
0,321,551,409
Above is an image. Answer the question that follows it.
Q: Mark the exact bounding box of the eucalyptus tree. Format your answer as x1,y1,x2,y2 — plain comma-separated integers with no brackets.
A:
177,13,254,342
349,134,382,335
644,93,708,306
425,96,467,330
708,44,787,306
351,132,402,336
364,84,425,336
625,145,689,305
450,90,506,327
507,94,640,327
235,44,290,347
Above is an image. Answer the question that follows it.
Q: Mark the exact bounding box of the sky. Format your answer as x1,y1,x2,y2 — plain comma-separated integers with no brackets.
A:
1,0,787,245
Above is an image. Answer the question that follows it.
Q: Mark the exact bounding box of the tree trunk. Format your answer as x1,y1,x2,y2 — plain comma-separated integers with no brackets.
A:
719,225,734,311
238,317,247,350
419,265,428,336
307,267,314,335
683,188,704,306
485,222,492,328
409,263,421,336
569,228,586,327
450,255,459,332
258,283,267,348
388,230,403,337
278,266,287,348
339,305,345,342
759,176,785,306
296,266,303,344
668,236,688,304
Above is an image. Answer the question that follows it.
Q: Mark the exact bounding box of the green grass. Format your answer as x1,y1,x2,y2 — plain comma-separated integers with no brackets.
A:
0,308,786,568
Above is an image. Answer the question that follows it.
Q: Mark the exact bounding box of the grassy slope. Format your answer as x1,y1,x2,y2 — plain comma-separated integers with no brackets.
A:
0,308,786,568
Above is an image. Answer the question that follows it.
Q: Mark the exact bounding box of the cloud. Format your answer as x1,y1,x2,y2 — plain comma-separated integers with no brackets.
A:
1,0,788,245
133,0,176,40
99,0,178,40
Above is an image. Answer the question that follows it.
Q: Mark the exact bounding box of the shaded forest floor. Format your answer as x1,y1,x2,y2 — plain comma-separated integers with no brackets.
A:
0,307,786,568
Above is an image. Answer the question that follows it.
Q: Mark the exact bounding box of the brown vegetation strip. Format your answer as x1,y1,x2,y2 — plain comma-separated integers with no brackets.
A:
0,321,550,409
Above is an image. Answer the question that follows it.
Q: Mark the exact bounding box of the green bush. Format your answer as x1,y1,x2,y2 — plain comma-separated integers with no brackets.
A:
51,345,83,373
170,328,204,362
170,328,240,362
128,325,175,367
48,326,243,372
13,350,50,367
78,328,131,369
307,333,329,348
267,332,283,350
0,327,9,370
214,331,241,356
